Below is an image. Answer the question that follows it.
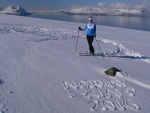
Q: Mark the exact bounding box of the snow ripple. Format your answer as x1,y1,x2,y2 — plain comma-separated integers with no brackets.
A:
0,23,77,41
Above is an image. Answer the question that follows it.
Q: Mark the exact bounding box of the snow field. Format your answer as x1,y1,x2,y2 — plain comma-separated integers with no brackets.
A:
0,14,150,113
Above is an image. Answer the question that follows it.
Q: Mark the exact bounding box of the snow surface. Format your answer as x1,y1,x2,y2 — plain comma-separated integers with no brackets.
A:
0,14,150,113
0,5,30,16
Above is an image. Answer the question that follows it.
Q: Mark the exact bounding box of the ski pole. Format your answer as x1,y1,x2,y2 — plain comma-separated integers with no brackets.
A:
75,30,79,52
95,37,104,57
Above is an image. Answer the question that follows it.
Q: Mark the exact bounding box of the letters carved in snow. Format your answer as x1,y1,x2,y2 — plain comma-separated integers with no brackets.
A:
63,79,140,111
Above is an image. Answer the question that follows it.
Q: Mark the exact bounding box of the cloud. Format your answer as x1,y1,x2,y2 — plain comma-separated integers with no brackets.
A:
133,2,150,10
110,2,129,9
98,1,150,10
98,2,106,7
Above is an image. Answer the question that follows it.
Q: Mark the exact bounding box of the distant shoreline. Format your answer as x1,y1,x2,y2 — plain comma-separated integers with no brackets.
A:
28,9,150,17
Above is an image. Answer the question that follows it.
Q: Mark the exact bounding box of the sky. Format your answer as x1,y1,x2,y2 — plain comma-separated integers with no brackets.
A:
0,0,150,10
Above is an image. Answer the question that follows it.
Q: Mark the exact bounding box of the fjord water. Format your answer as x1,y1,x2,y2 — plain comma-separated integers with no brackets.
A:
27,13,150,31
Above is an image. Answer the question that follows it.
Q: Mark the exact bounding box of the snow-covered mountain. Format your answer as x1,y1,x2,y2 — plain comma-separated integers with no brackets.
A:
0,14,150,113
57,7,150,16
29,1,150,16
0,5,30,15
111,9,150,16
63,7,108,15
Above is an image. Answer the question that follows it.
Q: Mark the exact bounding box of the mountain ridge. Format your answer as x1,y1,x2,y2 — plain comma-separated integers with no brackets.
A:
0,5,31,15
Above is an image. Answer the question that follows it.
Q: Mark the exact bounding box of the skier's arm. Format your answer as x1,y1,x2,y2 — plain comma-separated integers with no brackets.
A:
81,25,87,31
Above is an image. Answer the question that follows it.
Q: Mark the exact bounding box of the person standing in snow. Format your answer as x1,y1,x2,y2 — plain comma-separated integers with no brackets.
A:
78,17,96,55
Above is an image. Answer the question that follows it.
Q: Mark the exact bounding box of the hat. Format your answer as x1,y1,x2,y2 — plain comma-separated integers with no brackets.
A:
88,17,93,21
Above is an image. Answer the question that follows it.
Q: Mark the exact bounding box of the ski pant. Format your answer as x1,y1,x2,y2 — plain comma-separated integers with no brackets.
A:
87,35,94,53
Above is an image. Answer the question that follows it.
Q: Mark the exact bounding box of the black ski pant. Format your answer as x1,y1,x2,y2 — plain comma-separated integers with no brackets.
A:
87,35,94,53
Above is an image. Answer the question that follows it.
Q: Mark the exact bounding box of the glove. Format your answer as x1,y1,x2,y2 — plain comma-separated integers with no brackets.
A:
78,26,82,30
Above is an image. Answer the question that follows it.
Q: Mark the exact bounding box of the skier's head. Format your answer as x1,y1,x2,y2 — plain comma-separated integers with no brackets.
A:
88,16,93,23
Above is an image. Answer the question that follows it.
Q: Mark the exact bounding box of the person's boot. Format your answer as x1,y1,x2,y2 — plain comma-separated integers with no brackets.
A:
89,51,95,55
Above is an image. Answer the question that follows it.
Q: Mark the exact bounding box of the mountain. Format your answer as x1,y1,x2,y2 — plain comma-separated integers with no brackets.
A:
45,7,150,16
110,9,150,16
0,14,150,113
0,5,31,15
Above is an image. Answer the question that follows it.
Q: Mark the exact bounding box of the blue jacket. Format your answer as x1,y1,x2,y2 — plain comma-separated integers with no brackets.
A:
82,22,96,36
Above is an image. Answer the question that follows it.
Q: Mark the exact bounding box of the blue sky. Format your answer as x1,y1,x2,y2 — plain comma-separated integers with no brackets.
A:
0,0,149,10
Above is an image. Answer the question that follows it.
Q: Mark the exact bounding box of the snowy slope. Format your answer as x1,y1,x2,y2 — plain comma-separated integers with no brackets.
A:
0,14,150,113
0,5,30,15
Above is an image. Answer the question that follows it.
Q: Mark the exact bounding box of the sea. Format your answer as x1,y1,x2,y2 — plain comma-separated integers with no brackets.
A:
26,13,150,32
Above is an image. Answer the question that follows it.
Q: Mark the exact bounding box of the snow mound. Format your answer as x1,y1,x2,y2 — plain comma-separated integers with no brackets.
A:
0,5,31,15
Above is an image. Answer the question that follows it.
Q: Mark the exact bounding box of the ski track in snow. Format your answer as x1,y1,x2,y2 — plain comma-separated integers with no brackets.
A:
97,38,150,63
